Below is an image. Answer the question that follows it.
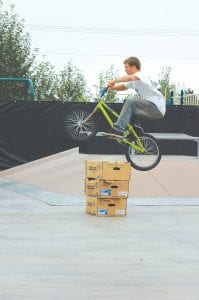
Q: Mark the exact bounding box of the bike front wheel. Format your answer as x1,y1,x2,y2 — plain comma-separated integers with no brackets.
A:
125,134,161,171
63,104,98,142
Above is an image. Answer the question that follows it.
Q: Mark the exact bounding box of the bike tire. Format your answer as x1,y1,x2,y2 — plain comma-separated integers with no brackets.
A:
125,133,161,171
63,104,98,142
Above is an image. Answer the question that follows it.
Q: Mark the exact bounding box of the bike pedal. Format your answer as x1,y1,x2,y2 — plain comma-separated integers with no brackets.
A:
123,133,134,140
134,125,144,135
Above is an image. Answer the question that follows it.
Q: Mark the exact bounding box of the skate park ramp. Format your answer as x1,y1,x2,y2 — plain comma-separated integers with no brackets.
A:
0,147,199,202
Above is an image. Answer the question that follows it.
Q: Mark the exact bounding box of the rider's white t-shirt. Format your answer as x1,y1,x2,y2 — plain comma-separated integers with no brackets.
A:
124,71,166,116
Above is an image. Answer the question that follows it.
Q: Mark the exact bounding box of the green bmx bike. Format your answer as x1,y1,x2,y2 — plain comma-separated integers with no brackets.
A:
64,88,161,171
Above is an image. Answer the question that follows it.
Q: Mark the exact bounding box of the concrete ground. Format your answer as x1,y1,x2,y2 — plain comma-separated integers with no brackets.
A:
0,148,199,300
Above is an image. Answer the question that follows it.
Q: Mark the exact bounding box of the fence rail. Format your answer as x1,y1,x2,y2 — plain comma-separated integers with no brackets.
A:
172,94,199,106
183,94,199,105
119,91,199,106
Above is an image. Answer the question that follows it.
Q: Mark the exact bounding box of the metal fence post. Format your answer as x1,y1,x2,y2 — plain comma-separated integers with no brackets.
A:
170,90,174,105
180,90,184,105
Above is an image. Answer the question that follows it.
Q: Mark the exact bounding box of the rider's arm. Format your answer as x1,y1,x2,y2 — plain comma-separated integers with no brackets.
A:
109,75,140,86
117,75,139,82
109,84,127,91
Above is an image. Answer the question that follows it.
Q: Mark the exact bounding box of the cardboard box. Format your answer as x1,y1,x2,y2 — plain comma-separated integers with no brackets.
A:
85,178,129,198
85,160,131,180
86,196,127,217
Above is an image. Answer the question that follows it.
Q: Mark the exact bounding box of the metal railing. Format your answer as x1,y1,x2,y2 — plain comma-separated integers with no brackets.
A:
183,94,199,105
170,93,199,106
118,90,199,106
0,78,35,100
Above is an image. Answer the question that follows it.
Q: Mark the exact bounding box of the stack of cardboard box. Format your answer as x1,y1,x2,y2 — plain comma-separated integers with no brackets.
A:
85,160,131,217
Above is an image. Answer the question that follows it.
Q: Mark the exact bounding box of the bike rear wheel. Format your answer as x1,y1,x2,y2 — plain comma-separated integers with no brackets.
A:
125,133,161,171
63,104,98,142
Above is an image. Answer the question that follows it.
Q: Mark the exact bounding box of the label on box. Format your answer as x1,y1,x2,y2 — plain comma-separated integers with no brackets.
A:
100,189,111,196
98,209,108,215
118,191,128,197
115,210,126,215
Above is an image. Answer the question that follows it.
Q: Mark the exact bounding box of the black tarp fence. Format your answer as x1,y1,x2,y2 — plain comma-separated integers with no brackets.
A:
0,101,77,170
0,100,199,170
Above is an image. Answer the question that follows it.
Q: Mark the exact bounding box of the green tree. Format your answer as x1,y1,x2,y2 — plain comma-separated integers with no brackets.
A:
0,1,37,99
97,65,120,102
158,66,171,99
185,88,194,94
31,61,58,100
57,61,88,102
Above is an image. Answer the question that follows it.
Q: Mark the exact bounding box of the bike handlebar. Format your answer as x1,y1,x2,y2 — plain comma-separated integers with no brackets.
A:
100,86,109,98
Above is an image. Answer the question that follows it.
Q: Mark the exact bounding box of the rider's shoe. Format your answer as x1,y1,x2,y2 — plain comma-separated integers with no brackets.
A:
109,125,124,135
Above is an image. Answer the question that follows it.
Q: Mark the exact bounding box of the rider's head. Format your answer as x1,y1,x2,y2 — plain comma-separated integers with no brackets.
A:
123,57,141,75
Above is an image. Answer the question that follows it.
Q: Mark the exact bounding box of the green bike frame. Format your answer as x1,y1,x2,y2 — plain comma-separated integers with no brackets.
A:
85,98,145,153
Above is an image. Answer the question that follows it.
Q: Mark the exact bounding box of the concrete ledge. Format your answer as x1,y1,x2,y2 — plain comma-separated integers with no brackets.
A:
1,177,198,206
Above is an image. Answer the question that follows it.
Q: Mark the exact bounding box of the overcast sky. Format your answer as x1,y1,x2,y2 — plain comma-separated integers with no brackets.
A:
2,0,199,93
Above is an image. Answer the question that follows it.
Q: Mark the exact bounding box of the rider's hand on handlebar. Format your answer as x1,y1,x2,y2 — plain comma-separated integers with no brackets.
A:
108,80,117,88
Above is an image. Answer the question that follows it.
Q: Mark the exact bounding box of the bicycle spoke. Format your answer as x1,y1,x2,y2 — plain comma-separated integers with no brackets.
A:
64,106,97,141
126,134,161,171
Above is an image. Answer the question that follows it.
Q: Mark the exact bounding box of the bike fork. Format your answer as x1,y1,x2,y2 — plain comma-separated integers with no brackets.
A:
83,106,98,124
